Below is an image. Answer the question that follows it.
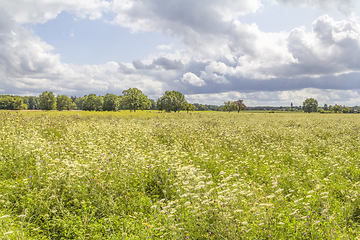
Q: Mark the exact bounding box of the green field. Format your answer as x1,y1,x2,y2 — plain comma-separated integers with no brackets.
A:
0,111,360,239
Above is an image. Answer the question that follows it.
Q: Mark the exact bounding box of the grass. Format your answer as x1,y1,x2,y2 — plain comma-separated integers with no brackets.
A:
0,110,360,239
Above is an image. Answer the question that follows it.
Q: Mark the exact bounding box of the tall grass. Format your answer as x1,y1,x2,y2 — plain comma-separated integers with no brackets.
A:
0,111,359,239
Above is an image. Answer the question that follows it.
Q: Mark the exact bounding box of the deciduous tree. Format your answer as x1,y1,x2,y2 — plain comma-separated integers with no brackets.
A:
302,98,318,113
39,91,57,110
122,88,150,112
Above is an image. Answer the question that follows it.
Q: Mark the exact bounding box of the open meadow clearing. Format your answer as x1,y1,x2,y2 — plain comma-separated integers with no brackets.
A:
0,111,360,239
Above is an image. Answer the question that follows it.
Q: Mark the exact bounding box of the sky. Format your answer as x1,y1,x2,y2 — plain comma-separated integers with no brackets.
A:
1,0,360,106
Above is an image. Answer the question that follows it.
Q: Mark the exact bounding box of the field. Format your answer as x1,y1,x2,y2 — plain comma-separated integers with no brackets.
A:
0,111,360,239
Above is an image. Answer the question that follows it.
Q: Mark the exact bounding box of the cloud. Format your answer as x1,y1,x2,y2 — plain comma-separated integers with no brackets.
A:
156,44,172,50
185,88,360,106
182,72,206,86
0,0,110,24
273,0,356,15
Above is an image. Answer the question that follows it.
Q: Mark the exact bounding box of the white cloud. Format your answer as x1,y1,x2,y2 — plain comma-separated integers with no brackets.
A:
156,44,172,50
185,88,360,106
182,72,206,86
273,0,355,15
0,0,110,24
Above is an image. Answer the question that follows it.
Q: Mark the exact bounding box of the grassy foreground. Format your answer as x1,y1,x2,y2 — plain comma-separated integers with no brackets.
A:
0,111,360,239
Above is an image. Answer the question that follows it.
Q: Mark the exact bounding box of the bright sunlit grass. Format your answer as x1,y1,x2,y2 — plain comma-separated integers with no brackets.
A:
0,110,359,239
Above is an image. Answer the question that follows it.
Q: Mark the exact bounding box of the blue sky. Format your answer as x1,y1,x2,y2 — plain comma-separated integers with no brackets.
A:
1,0,360,106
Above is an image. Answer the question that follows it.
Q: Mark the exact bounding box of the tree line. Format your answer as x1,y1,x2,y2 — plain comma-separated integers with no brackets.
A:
0,89,199,112
302,98,360,113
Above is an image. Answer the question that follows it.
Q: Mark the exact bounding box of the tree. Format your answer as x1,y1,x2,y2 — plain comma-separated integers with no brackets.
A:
39,91,57,110
342,106,352,113
23,96,39,110
183,102,195,113
333,104,342,113
149,99,157,110
57,95,76,111
82,94,103,111
223,101,237,113
103,93,120,111
302,98,318,113
156,91,186,112
234,100,246,113
198,104,208,111
323,103,328,110
75,97,85,110
122,88,151,112
13,97,28,110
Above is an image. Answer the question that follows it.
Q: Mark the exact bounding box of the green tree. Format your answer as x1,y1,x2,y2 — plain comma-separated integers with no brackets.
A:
0,96,15,109
39,91,57,110
56,95,76,111
333,104,343,113
82,94,103,111
342,106,352,113
302,98,318,113
23,96,39,109
75,97,85,110
183,102,195,113
156,91,186,112
103,93,120,111
223,101,237,113
149,99,157,110
122,88,150,112
198,104,208,111
323,103,328,110
13,97,28,110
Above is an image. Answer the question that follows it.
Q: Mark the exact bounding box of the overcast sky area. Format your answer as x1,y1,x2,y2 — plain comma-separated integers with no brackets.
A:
1,0,360,106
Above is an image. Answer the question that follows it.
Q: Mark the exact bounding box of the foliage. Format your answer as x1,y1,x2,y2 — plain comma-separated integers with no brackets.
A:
23,96,40,110
56,95,76,111
122,88,151,112
103,93,120,111
333,104,343,113
82,94,103,111
39,91,57,110
183,102,195,112
222,101,237,113
156,91,186,112
74,97,85,110
302,98,318,113
0,96,28,110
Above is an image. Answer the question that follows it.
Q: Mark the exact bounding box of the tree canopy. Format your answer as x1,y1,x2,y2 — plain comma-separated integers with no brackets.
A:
103,93,120,111
302,98,318,113
57,95,76,111
122,88,150,112
82,94,103,111
39,91,57,110
156,91,186,112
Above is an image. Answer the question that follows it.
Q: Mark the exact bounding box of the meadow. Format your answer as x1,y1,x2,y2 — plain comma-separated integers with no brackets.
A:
0,110,360,239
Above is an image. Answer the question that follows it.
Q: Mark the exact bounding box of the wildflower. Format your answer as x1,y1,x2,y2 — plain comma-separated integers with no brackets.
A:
275,189,284,194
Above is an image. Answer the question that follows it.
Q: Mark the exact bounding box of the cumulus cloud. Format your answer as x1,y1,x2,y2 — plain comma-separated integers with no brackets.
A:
182,72,206,86
273,0,355,15
185,88,360,106
0,0,110,24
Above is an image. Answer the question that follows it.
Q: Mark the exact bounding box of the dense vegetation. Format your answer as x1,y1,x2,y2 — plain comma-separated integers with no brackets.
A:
1,111,360,239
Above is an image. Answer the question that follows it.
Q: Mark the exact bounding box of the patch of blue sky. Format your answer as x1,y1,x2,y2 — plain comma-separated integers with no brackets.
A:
25,11,183,66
